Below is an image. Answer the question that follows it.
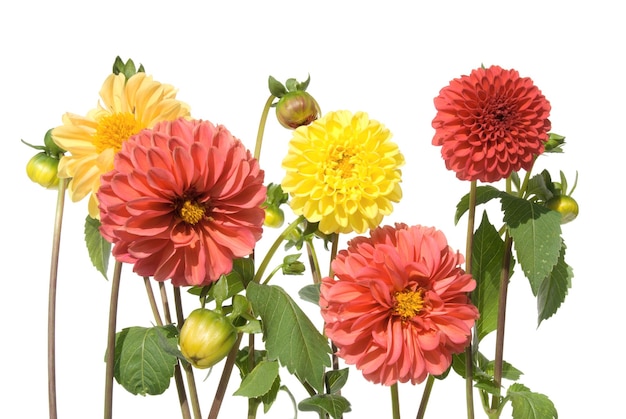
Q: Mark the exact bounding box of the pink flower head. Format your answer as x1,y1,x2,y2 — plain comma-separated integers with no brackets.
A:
320,224,479,386
98,118,266,287
432,65,551,183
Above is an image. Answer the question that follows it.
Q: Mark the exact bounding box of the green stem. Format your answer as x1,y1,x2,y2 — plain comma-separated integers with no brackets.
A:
104,260,123,419
207,333,244,419
174,286,202,419
490,234,513,414
253,215,304,283
464,180,477,419
415,375,434,419
253,95,275,161
48,178,67,419
391,383,401,419
305,240,322,284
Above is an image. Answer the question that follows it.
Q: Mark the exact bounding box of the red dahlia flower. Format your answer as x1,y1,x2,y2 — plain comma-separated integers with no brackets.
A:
320,224,479,386
432,65,551,183
98,118,266,286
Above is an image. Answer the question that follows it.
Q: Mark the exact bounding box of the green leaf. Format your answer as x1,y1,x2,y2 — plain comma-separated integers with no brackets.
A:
508,383,558,419
114,326,178,396
298,283,321,306
326,368,349,394
234,360,279,398
454,185,502,224
260,375,281,413
84,215,111,279
472,212,506,341
268,75,287,97
247,282,332,393
298,394,352,419
537,241,573,325
500,194,562,294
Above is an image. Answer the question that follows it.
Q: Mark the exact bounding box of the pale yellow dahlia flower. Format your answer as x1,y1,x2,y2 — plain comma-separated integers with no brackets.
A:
281,110,404,234
52,72,191,218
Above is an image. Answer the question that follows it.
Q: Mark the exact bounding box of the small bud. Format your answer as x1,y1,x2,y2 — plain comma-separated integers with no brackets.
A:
544,133,566,153
26,152,61,189
275,91,321,129
264,206,285,228
179,308,237,369
545,195,579,224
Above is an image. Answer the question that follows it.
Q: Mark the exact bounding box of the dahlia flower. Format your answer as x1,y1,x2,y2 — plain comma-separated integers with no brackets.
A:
432,65,551,183
97,118,266,287
320,224,479,386
52,72,191,218
281,110,404,235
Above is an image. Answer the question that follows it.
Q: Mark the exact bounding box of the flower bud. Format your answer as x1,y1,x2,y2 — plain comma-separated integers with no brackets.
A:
264,206,285,228
179,308,237,369
545,195,579,224
275,91,321,129
26,152,61,189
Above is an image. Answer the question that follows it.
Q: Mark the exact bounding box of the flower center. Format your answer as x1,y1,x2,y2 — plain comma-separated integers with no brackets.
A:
93,112,144,153
327,146,358,179
177,200,206,225
393,289,424,319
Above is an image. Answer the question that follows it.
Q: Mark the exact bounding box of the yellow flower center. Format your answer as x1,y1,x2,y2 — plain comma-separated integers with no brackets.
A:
327,146,359,180
393,289,424,319
93,112,144,153
178,200,206,225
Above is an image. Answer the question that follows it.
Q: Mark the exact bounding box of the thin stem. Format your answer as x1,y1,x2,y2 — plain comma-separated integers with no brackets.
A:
104,260,123,419
464,180,477,419
207,333,244,419
391,383,401,419
174,286,202,419
415,375,435,419
490,234,513,413
158,283,191,419
143,277,163,324
327,234,341,374
246,333,258,419
48,178,67,419
253,215,304,283
305,240,322,284
253,95,275,161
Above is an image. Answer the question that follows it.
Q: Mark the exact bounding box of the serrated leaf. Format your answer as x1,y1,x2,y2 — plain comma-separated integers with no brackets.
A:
455,185,502,224
537,241,573,325
298,394,352,419
261,375,281,413
247,282,331,393
500,195,562,294
508,383,558,419
298,283,321,306
234,360,279,398
472,212,506,341
85,215,111,279
114,326,178,396
326,368,349,394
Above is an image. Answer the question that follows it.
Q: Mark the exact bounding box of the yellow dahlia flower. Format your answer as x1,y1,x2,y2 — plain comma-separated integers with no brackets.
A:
52,72,191,218
281,110,404,234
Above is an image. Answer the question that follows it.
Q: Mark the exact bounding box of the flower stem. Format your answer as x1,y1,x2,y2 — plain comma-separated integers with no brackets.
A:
415,375,434,419
464,180,478,419
490,233,513,413
253,215,304,283
47,178,67,419
253,95,275,162
391,383,401,419
207,333,244,419
104,260,123,419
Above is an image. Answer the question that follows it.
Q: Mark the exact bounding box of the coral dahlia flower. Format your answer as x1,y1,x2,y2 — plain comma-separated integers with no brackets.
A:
281,110,404,235
320,224,479,386
52,72,191,218
432,65,551,183
97,118,266,287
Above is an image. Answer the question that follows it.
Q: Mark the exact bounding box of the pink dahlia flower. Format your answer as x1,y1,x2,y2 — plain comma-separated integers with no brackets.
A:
432,65,551,183
98,118,266,287
320,224,479,386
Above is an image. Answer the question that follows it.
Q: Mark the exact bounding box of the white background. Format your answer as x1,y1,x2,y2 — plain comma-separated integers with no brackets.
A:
1,1,622,418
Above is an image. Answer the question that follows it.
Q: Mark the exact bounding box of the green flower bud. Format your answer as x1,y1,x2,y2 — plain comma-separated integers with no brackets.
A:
264,206,285,228
26,152,61,189
44,129,65,158
179,308,237,369
544,132,566,153
275,91,321,129
545,195,579,224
